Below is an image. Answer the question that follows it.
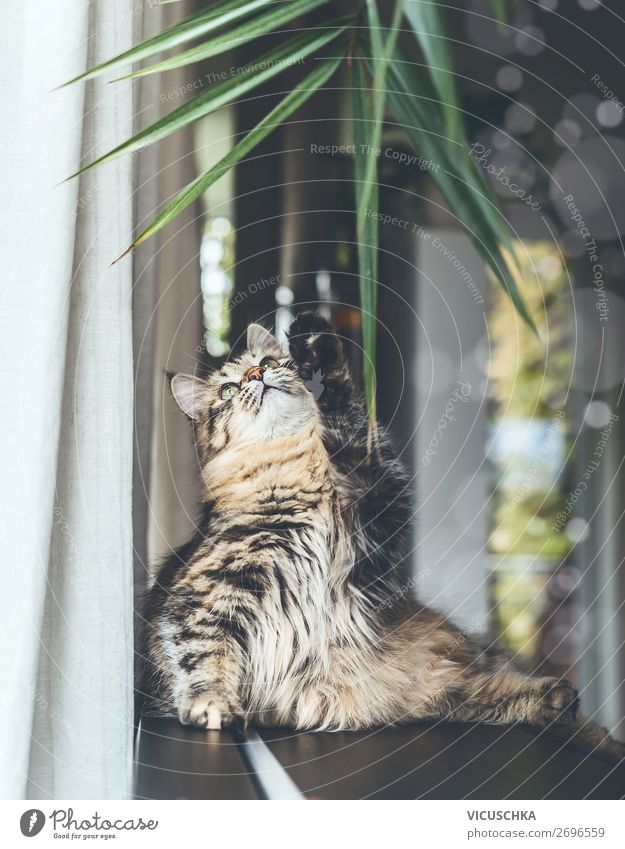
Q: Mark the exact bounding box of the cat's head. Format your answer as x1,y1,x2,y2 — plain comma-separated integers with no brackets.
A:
170,323,319,459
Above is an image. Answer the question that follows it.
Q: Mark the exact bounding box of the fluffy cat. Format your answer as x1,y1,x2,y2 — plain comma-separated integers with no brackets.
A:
144,312,623,760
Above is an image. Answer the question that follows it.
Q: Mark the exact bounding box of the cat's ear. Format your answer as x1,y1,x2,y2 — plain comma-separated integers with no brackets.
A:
247,323,282,357
169,373,209,420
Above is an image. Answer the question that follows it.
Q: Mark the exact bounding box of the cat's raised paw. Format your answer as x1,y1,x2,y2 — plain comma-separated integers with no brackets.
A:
288,312,343,379
539,679,579,725
177,693,245,731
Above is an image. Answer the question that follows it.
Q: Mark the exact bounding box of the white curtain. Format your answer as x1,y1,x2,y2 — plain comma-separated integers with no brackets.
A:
0,0,136,798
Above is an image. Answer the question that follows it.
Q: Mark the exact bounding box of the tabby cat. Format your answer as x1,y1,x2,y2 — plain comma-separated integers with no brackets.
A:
144,312,623,760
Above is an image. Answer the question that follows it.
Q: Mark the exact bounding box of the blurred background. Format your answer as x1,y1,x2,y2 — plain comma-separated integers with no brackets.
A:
136,0,625,743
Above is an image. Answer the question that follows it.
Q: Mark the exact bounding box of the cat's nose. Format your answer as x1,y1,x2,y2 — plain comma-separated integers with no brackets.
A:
246,366,265,382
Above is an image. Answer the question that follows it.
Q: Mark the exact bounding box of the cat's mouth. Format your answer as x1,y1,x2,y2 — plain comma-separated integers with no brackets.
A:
243,380,287,411
242,371,294,413
260,373,290,398
259,384,288,404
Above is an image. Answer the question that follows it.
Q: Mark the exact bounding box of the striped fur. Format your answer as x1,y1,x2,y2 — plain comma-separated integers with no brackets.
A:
143,313,624,760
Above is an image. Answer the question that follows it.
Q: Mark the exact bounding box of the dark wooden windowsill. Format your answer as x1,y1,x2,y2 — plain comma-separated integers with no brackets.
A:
134,715,625,800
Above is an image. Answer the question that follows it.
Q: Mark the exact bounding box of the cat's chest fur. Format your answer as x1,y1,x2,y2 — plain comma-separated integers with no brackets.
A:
192,426,370,721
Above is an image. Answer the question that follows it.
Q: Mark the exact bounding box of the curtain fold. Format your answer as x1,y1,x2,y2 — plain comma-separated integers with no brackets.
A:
131,3,203,572
132,0,204,711
1,0,135,799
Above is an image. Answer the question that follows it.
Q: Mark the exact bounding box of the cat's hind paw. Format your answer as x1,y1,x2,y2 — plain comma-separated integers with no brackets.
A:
539,679,579,725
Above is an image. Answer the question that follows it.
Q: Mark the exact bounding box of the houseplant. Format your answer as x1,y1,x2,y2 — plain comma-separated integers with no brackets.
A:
66,0,529,434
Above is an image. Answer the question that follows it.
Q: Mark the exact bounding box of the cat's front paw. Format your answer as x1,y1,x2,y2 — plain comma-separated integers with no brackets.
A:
288,312,343,379
177,692,245,731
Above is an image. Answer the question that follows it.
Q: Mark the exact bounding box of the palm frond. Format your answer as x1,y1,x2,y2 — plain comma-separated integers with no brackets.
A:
123,53,345,255
117,0,333,81
62,0,276,86
65,0,530,419
67,24,348,180
353,0,403,429
403,0,462,145
385,48,535,332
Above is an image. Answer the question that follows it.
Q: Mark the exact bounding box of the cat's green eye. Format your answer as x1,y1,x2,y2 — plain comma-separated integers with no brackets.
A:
260,356,280,369
220,383,240,400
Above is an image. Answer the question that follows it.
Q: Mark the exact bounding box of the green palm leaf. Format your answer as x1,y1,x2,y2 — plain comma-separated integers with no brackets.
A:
351,56,379,425
359,0,403,213
385,81,535,331
390,44,519,263
403,0,462,145
488,0,508,24
122,53,345,257
117,0,333,81
62,0,276,87
384,54,535,331
353,1,403,428
67,24,348,180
